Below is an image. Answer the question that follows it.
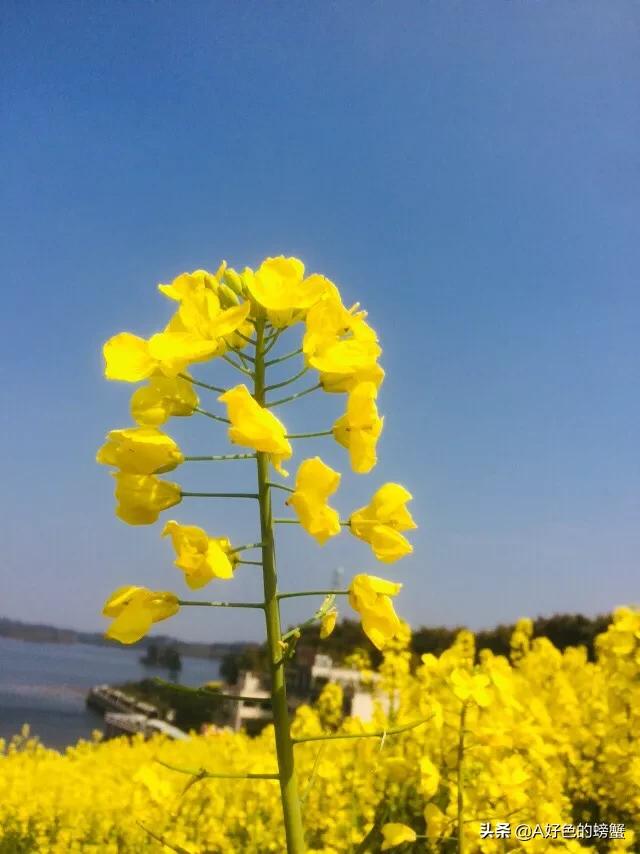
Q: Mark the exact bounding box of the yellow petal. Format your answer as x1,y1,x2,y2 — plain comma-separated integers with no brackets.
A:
219,385,292,461
157,270,216,302
320,608,338,639
97,427,184,475
147,332,221,376
105,602,154,645
103,333,155,382
113,473,181,525
381,824,417,850
102,585,145,617
130,375,198,426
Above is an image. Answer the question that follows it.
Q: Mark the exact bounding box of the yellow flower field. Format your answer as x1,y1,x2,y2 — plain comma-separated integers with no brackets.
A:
2,607,638,853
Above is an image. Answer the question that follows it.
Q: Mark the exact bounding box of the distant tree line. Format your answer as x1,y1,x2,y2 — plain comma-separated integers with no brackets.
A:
412,613,611,662
219,612,613,678
0,617,248,659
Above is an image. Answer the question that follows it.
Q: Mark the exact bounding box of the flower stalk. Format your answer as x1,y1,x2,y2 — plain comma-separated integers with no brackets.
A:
267,383,322,408
254,313,307,853
457,702,468,854
184,453,256,462
291,715,431,745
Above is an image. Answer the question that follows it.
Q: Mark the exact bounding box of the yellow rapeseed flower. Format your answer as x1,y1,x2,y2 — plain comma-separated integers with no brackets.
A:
218,384,292,475
103,331,221,382
424,803,448,841
102,585,179,644
333,381,384,473
5,607,640,849
166,288,251,342
349,483,416,563
286,457,341,544
449,668,492,707
348,573,403,650
157,268,223,302
130,374,198,426
319,361,385,394
112,472,181,525
303,294,381,376
419,756,440,798
243,256,332,327
96,426,184,474
320,608,338,639
162,520,238,588
381,823,417,850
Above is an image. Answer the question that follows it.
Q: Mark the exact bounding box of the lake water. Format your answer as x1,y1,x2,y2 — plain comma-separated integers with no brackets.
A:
0,636,220,750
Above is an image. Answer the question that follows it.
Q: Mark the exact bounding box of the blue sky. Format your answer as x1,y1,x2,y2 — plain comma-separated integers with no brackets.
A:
1,1,638,643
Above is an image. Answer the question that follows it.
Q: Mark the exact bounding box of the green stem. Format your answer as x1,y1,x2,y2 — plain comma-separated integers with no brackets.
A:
265,346,303,367
264,366,309,392
267,482,296,494
263,329,283,355
457,703,467,854
232,330,257,346
282,594,336,642
278,590,349,600
238,559,263,566
286,429,333,439
221,353,253,376
195,407,230,424
158,760,278,780
268,384,321,408
181,491,258,499
230,542,265,553
255,314,306,853
151,680,269,704
178,599,264,609
235,351,252,370
138,822,192,854
274,518,300,524
292,716,431,745
232,347,256,364
184,453,255,461
178,373,226,394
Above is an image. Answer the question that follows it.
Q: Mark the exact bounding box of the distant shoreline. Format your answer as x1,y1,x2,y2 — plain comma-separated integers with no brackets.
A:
0,616,255,660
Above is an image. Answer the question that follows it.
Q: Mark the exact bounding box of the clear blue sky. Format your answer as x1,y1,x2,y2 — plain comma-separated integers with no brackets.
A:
1,1,638,643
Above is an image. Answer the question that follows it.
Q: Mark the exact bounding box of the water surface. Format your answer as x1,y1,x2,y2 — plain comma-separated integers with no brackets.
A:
0,636,220,749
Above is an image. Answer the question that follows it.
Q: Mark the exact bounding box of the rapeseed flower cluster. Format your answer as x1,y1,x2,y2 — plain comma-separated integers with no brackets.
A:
1,611,639,852
97,257,415,649
93,256,416,851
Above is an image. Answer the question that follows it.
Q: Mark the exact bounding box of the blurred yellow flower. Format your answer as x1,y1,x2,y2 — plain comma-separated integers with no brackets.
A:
381,823,417,850
286,457,341,544
419,756,440,798
449,668,492,707
424,803,448,840
320,608,338,639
